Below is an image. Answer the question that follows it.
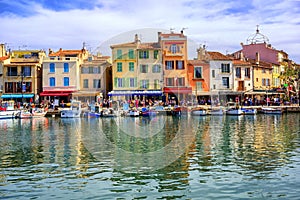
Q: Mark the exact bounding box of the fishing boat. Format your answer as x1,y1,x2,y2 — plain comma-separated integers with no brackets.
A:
191,107,207,116
15,108,47,119
128,108,140,117
101,108,118,117
225,108,244,115
0,100,17,119
261,107,283,114
60,100,82,118
241,108,257,115
209,107,224,115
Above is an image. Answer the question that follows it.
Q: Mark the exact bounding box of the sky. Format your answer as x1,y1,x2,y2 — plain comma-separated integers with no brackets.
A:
0,0,300,62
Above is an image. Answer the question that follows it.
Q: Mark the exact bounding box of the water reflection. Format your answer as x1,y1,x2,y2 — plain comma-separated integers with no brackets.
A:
0,114,299,199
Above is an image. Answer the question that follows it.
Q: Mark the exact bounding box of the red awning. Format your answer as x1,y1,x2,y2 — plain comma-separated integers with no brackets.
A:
163,87,192,94
40,91,73,96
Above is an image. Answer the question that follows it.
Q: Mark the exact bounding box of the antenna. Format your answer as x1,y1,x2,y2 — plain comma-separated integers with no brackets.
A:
170,27,175,33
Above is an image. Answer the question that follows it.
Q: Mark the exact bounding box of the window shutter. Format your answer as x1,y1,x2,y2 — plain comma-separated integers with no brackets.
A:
114,77,118,88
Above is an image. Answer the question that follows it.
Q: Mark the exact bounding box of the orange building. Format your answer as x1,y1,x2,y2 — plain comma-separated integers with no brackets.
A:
159,30,192,104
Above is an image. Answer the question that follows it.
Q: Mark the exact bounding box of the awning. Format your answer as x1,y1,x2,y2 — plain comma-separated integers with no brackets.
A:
163,87,192,94
72,91,100,97
1,94,34,98
108,90,162,96
39,91,73,96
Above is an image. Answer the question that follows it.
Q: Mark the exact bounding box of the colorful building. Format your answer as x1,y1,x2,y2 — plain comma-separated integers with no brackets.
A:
41,47,89,104
72,53,112,104
159,30,191,104
109,34,163,101
1,49,45,103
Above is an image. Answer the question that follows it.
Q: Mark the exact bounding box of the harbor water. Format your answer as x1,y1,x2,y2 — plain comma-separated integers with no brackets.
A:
0,113,299,199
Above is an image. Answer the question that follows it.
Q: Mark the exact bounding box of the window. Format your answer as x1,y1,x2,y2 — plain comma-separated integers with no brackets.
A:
196,82,203,91
154,50,159,59
139,50,149,59
194,67,202,78
262,68,266,73
236,67,241,78
117,78,124,87
129,62,134,72
212,70,215,78
262,78,266,86
22,66,31,77
117,49,122,59
222,77,229,88
177,77,185,86
93,79,101,88
63,77,69,86
7,67,18,76
49,77,55,87
83,79,89,88
128,49,134,59
140,80,149,89
170,44,179,53
93,66,101,74
89,67,94,73
117,63,122,72
176,61,184,69
81,67,88,74
129,78,136,87
140,64,148,73
152,64,161,73
154,79,160,89
266,79,270,86
63,63,69,73
50,63,55,73
245,68,250,78
165,61,174,70
221,63,230,73
166,78,174,86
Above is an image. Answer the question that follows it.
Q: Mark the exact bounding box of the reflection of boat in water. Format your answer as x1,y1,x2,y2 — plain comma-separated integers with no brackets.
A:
261,107,283,114
209,107,224,116
128,109,140,117
101,108,118,117
61,100,82,118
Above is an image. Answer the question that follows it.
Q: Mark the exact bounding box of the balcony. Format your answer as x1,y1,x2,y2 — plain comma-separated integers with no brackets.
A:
43,57,78,62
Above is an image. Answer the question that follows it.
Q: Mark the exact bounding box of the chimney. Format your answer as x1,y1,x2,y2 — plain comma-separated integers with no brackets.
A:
197,44,207,61
255,52,260,64
240,51,244,61
48,48,53,55
134,34,140,44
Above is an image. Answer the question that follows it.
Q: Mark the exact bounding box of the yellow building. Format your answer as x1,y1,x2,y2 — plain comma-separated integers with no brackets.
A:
1,49,45,103
109,34,163,101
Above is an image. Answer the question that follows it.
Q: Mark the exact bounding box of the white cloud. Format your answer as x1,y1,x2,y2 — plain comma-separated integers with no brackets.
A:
0,0,299,62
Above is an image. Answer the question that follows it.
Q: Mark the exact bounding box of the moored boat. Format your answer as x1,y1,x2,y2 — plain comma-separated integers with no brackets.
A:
61,100,82,118
191,107,207,116
0,100,18,119
261,107,283,114
241,108,257,115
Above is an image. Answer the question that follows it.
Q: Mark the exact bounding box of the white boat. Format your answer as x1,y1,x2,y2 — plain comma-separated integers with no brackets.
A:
101,108,118,117
128,109,140,117
191,107,207,116
0,100,17,119
241,108,257,115
209,108,224,115
261,107,283,114
15,108,47,119
61,101,82,118
225,108,244,115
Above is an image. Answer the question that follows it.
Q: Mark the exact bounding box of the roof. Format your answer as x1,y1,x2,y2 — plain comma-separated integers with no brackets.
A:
138,42,160,50
233,59,252,66
49,49,86,57
110,42,137,48
0,56,9,61
207,52,232,60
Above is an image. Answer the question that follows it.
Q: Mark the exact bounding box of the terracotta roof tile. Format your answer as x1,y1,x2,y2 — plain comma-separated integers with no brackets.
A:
187,60,208,65
207,52,232,60
0,56,9,61
49,49,85,57
138,42,160,49
233,59,252,65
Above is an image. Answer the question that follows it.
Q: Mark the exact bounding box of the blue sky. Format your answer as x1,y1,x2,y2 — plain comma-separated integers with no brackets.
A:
0,0,299,62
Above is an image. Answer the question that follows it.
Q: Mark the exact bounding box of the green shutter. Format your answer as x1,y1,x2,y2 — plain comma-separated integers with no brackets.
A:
146,65,148,73
146,80,150,89
146,51,149,58
134,78,137,87
139,51,142,59
114,77,118,88
122,78,125,87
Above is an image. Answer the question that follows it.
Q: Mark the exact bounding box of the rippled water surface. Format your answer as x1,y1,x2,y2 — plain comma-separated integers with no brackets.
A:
0,114,299,199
